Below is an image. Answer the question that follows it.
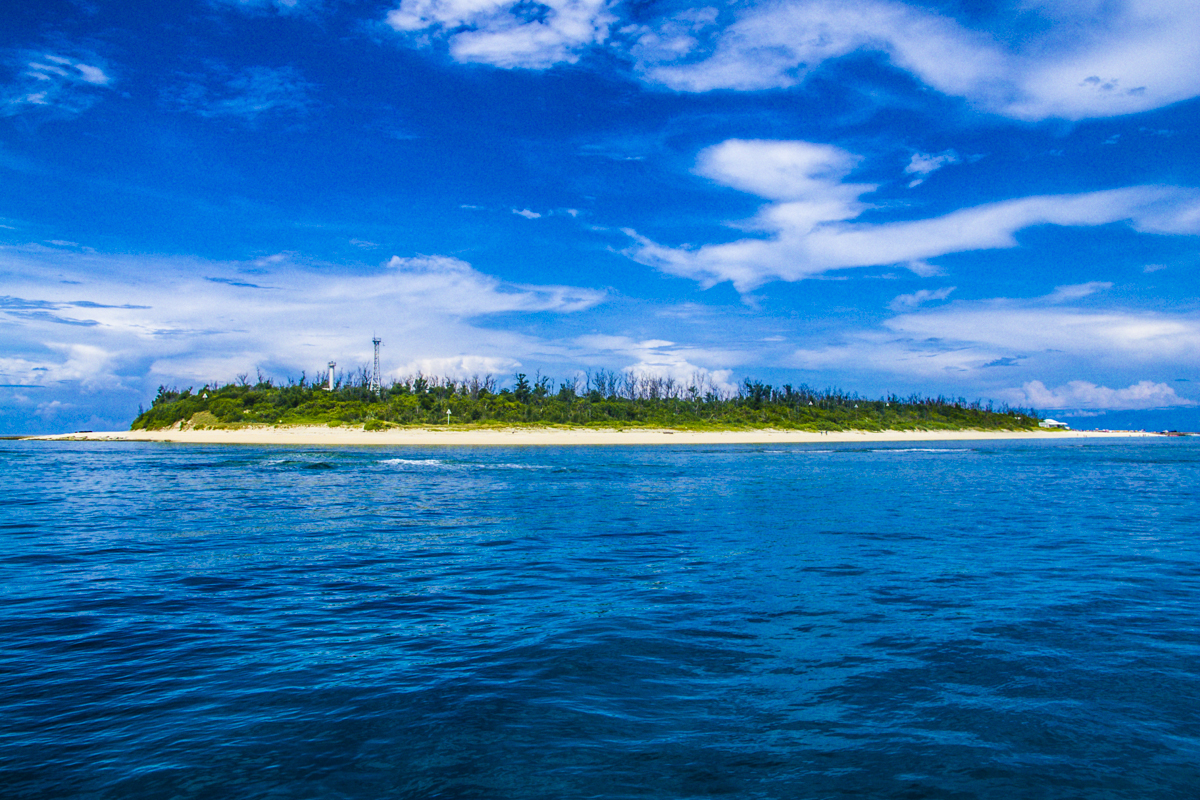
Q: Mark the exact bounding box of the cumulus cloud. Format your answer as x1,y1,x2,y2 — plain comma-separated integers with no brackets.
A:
573,334,739,394
624,138,1200,291
1,51,111,118
0,246,605,394
1007,380,1195,410
787,292,1200,392
163,65,314,121
0,345,118,391
694,139,870,204
393,355,521,379
633,0,1200,121
385,0,615,69
513,208,542,219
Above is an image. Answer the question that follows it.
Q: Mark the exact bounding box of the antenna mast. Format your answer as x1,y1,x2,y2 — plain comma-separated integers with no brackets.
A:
371,336,382,393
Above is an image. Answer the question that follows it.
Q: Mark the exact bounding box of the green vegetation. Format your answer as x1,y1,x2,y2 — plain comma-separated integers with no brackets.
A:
131,369,1040,432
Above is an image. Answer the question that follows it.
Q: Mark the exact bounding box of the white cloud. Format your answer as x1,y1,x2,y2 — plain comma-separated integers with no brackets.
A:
513,208,542,219
2,51,111,118
385,0,615,69
34,399,71,421
1006,380,1195,410
0,345,120,390
905,150,959,186
905,151,959,176
640,1,976,93
1045,281,1111,302
573,334,739,394
0,246,605,393
27,55,110,86
887,307,1200,363
889,286,954,311
791,335,995,380
73,64,109,85
624,138,1200,291
373,0,1200,119
393,355,521,379
695,139,870,205
634,0,1200,121
787,296,1200,393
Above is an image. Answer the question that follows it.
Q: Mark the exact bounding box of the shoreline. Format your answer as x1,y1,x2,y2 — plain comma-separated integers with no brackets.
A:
25,426,1161,446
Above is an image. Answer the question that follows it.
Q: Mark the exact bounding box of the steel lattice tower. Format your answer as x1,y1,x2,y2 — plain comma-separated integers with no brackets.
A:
371,337,382,393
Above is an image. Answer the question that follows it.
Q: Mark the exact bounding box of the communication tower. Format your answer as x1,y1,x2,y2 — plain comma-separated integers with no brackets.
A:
371,337,382,393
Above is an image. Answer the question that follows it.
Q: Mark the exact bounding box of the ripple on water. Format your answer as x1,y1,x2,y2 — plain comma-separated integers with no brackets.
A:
0,438,1198,799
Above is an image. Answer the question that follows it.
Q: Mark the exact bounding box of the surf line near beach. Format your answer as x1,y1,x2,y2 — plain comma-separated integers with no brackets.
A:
32,427,1155,446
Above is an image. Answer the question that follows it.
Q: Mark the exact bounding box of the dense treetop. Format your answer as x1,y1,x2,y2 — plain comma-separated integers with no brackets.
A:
132,369,1041,432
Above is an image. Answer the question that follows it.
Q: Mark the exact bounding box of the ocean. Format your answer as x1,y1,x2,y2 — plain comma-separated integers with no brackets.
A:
2,438,1199,799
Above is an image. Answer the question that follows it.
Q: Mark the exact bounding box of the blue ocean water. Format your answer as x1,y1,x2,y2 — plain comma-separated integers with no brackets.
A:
2,439,1199,799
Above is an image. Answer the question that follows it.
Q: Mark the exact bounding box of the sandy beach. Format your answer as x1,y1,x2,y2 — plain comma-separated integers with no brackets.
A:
29,426,1158,446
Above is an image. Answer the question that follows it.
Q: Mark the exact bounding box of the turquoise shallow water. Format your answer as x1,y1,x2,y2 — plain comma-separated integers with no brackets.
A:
2,438,1199,799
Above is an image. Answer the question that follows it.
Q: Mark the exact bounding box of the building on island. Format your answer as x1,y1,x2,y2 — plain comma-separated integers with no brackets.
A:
1039,418,1070,429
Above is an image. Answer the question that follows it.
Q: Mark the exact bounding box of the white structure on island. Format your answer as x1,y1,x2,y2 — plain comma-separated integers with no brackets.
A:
371,336,382,394
1039,418,1069,429
327,361,336,391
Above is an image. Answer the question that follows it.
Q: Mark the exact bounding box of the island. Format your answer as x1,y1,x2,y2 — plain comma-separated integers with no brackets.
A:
129,372,1043,434
31,372,1158,445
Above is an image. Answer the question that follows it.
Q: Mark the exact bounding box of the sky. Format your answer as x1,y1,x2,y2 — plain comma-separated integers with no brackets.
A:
2,0,1199,434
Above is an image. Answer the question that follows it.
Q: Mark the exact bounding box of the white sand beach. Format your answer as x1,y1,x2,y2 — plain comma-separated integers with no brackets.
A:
30,426,1158,446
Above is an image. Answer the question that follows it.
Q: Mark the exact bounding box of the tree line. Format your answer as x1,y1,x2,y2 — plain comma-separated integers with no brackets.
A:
131,367,1040,432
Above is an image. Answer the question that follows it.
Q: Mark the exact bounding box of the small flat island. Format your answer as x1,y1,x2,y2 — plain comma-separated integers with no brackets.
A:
31,373,1156,445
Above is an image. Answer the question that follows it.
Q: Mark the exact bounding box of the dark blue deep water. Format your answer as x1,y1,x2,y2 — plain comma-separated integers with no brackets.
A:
3,439,1200,799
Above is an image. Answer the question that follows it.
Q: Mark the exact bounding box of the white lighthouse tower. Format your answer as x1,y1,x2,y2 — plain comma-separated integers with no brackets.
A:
370,337,382,394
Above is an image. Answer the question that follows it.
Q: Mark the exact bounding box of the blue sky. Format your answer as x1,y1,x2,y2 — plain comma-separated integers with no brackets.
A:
2,0,1199,433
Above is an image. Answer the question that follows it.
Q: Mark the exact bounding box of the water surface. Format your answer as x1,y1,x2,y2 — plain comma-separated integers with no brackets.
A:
2,439,1198,798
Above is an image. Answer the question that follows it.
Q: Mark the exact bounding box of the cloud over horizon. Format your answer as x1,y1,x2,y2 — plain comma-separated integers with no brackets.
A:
1006,380,1196,411
0,246,605,395
790,295,1200,376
